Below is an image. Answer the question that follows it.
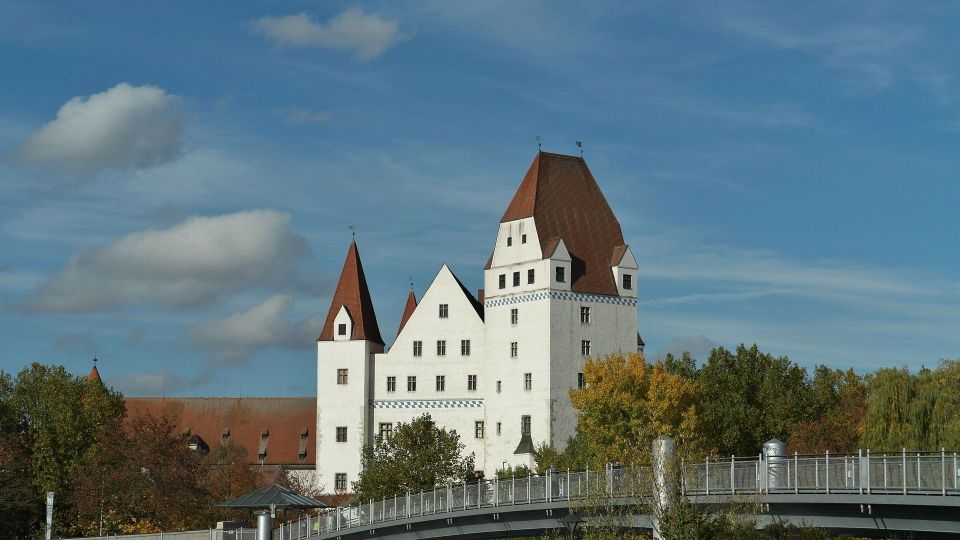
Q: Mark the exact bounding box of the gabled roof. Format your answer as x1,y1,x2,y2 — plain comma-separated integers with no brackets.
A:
396,290,417,337
317,241,383,345
499,152,626,296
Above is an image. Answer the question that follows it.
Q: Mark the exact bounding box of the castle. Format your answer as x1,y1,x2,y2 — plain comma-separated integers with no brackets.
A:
316,151,641,493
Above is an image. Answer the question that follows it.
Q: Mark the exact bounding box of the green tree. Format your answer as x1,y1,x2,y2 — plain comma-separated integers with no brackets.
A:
788,366,866,453
352,414,474,502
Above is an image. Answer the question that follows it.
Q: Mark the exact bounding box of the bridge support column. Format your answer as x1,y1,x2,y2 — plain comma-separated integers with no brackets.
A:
652,434,676,540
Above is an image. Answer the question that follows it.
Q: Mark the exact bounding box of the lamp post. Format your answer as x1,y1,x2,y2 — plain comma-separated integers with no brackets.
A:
558,511,584,540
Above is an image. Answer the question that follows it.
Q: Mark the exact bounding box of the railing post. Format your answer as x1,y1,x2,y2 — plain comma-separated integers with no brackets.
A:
705,456,710,495
494,477,499,506
420,490,424,516
567,468,572,501
336,507,340,530
883,456,888,491
865,449,871,494
794,452,799,494
527,472,531,503
917,452,922,490
477,479,481,509
825,451,830,494
682,459,687,496
859,449,864,494
512,474,516,505
730,455,735,495
902,448,908,495
943,448,948,496
463,481,467,511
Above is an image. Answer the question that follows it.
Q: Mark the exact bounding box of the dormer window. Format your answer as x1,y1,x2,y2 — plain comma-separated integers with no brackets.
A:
507,236,513,246
258,429,269,460
556,266,566,283
337,323,347,336
623,274,633,290
439,304,448,318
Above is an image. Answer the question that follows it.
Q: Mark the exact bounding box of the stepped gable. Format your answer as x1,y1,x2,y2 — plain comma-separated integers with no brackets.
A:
497,151,626,296
317,241,384,345
396,290,417,337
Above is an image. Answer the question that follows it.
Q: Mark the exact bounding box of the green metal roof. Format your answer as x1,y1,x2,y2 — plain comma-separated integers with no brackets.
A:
216,484,329,509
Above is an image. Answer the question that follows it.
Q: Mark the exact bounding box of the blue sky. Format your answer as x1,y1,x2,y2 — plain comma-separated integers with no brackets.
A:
0,1,957,396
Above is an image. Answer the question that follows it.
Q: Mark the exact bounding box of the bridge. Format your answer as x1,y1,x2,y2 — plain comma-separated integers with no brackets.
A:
274,447,960,539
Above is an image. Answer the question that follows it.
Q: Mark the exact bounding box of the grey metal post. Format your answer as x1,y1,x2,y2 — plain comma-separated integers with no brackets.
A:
943,448,947,496
730,455,735,494
527,472,531,503
336,507,340,530
495,476,499,506
705,456,710,495
917,452,922,490
825,451,830,494
256,510,272,540
859,449,864,494
652,435,676,540
477,479,481,509
512,474,516,505
794,452,799,494
883,456,887,490
902,448,907,495
463,480,467,510
865,449,871,494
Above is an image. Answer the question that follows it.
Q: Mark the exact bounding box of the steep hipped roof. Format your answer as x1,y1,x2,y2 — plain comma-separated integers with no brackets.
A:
125,397,316,467
396,290,417,337
499,152,626,296
317,241,384,344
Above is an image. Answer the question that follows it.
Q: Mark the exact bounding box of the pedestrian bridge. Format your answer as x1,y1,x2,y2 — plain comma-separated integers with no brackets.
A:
275,450,960,539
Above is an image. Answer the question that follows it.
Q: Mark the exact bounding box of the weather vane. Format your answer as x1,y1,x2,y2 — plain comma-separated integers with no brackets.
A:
409,277,414,290
576,140,584,156
536,135,542,151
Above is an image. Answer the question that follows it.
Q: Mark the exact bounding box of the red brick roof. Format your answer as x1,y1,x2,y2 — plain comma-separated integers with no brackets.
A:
317,241,383,345
396,290,417,337
124,397,316,466
497,152,626,296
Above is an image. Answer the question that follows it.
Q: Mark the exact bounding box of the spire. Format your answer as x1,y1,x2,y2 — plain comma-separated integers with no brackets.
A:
317,241,384,345
396,289,417,337
87,358,102,384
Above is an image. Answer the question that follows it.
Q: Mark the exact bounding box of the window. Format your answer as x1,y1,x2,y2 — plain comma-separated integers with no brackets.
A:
527,269,535,284
496,380,502,393
337,323,347,336
461,339,471,356
556,266,566,283
496,422,502,435
521,234,527,244
578,372,586,389
475,421,485,439
413,341,422,357
387,376,396,392
513,272,520,287
437,340,446,356
510,308,518,325
498,274,506,289
436,375,445,392
407,376,417,392
335,426,347,443
510,342,518,358
581,340,591,356
334,473,347,492
439,304,449,318
467,374,477,391
521,415,531,436
379,423,393,440
580,306,591,324
524,373,532,391
507,236,513,246
336,369,348,385
623,274,633,290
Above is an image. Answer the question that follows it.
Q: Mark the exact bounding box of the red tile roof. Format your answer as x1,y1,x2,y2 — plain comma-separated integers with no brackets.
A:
396,290,417,337
496,152,626,296
317,241,383,345
87,364,102,383
125,397,316,466
610,244,629,266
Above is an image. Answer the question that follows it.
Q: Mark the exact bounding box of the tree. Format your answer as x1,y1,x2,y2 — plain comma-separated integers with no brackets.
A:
352,414,474,502
788,366,866,453
569,352,702,467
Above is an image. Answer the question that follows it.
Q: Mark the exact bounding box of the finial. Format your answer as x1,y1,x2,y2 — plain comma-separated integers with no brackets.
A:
348,224,355,241
409,277,414,291
93,356,98,365
576,140,584,157
536,135,542,151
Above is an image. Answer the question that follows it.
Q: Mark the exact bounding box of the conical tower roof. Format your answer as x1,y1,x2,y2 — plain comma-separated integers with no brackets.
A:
396,289,417,337
317,241,383,345
87,360,102,384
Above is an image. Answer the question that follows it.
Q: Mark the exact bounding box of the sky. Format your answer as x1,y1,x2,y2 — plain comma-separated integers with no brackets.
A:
0,1,957,397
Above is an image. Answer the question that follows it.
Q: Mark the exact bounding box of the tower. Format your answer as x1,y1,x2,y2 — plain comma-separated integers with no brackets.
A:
316,241,384,493
482,152,638,467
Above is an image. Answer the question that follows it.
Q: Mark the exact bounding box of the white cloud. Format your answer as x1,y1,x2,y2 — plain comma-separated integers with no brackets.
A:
252,10,408,61
15,83,186,175
187,294,322,366
21,210,312,313
284,107,332,125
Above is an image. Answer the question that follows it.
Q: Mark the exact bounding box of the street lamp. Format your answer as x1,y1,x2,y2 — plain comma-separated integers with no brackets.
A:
558,511,584,540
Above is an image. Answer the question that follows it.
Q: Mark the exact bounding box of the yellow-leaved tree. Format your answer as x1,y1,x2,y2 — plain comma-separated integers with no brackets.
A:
570,352,703,467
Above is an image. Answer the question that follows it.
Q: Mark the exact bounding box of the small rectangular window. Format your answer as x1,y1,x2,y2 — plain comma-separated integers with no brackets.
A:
581,340,591,356
461,339,471,356
521,234,527,244
623,274,633,290
436,375,445,392
510,308,518,325
386,376,396,392
527,269,535,284
580,306,591,324
467,374,477,391
337,323,347,336
578,372,586,389
556,266,566,283
335,426,347,443
496,422,502,435
407,376,417,392
379,423,393,440
510,342,518,358
475,421,485,439
336,368,348,385
521,415,531,436
439,304,448,318
334,473,347,492
507,236,513,246
499,274,506,289
413,340,422,357
524,373,532,391
513,272,520,287
496,380,502,393
437,340,446,356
